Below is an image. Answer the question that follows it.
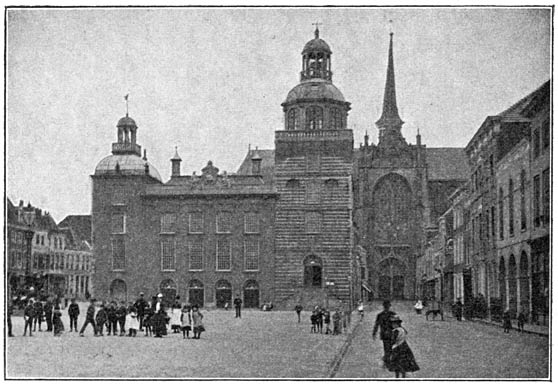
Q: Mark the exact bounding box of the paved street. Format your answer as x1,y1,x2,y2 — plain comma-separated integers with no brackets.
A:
6,306,351,378
335,301,549,379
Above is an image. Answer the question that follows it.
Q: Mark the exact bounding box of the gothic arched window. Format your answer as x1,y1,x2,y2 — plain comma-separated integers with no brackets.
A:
287,108,299,130
371,173,412,242
306,106,323,130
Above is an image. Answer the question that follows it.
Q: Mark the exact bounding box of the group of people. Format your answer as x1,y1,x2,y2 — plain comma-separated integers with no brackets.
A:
373,300,420,378
15,292,206,340
293,304,353,336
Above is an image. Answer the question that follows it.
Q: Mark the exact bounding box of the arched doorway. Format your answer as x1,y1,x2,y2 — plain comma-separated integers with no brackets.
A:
215,280,232,308
499,257,507,313
160,279,177,308
110,279,127,302
508,255,517,317
188,279,204,307
519,252,529,313
244,280,260,308
378,257,405,299
303,255,322,287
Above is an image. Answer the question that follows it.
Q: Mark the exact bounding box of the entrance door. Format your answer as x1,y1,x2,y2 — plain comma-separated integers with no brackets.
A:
379,275,391,299
188,279,204,307
215,280,232,308
244,280,260,308
393,275,405,299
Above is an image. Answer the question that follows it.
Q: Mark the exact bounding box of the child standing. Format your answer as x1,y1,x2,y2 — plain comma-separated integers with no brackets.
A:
116,301,127,336
180,304,192,339
106,301,118,336
53,305,64,336
310,309,318,333
127,307,139,337
23,299,36,336
324,309,331,334
517,310,527,333
95,302,108,336
171,302,182,333
143,302,154,337
191,305,204,339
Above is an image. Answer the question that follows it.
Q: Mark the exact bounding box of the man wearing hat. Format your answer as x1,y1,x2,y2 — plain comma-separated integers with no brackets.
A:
134,292,148,331
79,298,97,336
372,300,396,366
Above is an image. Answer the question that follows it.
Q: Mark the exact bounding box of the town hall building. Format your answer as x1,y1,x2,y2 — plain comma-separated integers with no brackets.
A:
92,28,468,308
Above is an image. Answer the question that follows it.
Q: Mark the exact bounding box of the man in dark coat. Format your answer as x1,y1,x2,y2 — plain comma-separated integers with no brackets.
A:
234,295,242,318
294,304,303,323
372,300,396,366
7,299,14,337
79,298,97,336
43,299,53,332
454,299,463,321
23,299,36,336
33,300,44,331
134,292,148,331
106,301,117,335
68,298,80,332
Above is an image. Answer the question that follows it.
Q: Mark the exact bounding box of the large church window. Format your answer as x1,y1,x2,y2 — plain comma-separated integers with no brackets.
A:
306,106,323,130
371,173,412,242
112,237,125,271
287,109,299,130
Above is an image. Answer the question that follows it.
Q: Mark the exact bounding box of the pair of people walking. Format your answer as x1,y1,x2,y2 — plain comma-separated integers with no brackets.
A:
373,300,420,378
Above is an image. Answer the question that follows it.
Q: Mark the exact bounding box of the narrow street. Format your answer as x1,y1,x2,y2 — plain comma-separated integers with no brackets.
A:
335,301,549,379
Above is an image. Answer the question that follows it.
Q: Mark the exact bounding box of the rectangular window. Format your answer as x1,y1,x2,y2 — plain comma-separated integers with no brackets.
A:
499,189,504,240
188,238,204,271
216,212,232,233
306,181,321,204
542,168,550,226
509,179,514,237
305,212,321,233
533,175,541,227
111,214,126,234
112,190,126,205
112,237,125,270
533,127,541,158
244,212,260,234
244,238,259,271
542,118,550,149
216,238,232,271
306,154,321,172
160,213,176,234
188,212,204,234
161,238,175,271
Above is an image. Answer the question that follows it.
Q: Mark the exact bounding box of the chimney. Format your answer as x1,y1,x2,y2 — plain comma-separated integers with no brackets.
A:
251,148,262,175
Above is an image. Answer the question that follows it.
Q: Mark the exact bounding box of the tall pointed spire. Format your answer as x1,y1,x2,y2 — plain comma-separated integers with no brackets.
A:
376,32,404,129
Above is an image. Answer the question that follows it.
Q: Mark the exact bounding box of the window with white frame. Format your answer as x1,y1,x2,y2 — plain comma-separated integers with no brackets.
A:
189,237,204,270
160,213,176,233
216,238,232,271
189,212,204,233
216,212,232,233
244,238,259,271
111,214,126,234
244,212,260,233
161,238,176,271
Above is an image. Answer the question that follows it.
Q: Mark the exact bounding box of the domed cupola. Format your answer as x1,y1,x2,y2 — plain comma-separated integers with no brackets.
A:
281,26,351,131
94,103,162,182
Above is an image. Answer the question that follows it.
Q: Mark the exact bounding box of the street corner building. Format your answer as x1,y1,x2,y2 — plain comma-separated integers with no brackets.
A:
90,27,550,314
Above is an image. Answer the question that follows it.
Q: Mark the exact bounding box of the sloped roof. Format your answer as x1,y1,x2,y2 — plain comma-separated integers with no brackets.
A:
58,215,92,244
236,149,275,182
425,148,469,181
498,80,550,120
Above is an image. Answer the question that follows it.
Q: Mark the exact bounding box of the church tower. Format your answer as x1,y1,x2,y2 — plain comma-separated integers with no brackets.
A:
274,27,358,308
354,33,429,300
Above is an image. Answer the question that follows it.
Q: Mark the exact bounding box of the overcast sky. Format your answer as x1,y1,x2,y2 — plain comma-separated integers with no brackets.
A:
6,7,551,222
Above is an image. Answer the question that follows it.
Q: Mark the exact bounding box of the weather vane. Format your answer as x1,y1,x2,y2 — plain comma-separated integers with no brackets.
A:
124,93,129,117
389,19,394,35
312,21,322,37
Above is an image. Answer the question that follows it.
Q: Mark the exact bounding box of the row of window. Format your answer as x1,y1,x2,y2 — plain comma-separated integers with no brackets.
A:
31,252,91,271
286,106,344,131
111,212,261,235
34,233,65,249
112,237,261,272
67,275,90,296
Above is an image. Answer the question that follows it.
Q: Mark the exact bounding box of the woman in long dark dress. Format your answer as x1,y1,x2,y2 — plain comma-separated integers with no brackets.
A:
53,305,64,336
387,315,419,378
